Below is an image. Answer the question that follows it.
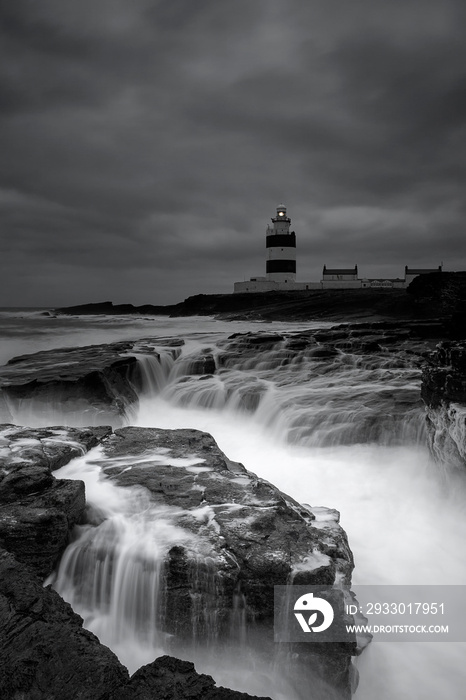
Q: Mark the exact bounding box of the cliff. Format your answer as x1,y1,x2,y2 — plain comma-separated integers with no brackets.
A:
421,342,466,469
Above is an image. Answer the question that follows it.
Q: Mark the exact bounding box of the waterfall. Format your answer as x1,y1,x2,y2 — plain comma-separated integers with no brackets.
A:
133,348,180,395
51,448,197,671
51,447,314,700
134,336,427,448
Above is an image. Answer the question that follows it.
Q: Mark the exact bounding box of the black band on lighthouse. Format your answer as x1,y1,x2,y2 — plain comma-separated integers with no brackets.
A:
266,260,296,273
266,233,296,248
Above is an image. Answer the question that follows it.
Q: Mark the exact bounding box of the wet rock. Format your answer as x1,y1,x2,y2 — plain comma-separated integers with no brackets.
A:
112,656,271,700
0,462,54,502
284,335,316,351
101,426,353,626
218,333,285,367
178,353,216,375
0,425,110,577
96,427,356,698
227,333,284,345
422,342,466,408
0,548,129,700
221,322,442,365
0,548,268,700
221,333,285,354
0,343,140,426
0,337,183,426
421,341,466,468
309,345,340,359
0,424,112,472
0,481,85,578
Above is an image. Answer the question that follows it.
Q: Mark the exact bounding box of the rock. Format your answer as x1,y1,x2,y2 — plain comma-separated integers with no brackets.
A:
407,271,466,335
220,322,442,361
0,547,129,700
0,343,141,426
55,301,169,316
0,463,54,502
111,656,271,700
175,352,216,376
0,548,269,700
0,336,209,427
0,482,85,578
97,427,356,697
0,548,271,700
0,425,111,577
309,345,340,359
217,333,288,369
102,428,353,605
421,341,466,468
0,424,112,472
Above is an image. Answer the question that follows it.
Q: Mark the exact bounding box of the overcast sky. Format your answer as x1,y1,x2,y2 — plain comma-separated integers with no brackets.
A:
1,0,465,306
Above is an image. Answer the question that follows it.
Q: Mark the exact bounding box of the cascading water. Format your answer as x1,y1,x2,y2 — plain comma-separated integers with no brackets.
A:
132,333,427,448
50,447,204,673
2,312,465,699
51,445,310,700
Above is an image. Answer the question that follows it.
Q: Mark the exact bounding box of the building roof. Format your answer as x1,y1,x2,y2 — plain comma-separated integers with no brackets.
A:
323,265,358,275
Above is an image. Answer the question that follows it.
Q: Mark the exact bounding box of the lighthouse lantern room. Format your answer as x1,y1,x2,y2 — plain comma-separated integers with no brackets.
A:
266,204,296,283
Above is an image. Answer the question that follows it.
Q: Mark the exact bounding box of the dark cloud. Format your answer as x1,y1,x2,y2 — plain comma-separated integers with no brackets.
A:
0,0,464,306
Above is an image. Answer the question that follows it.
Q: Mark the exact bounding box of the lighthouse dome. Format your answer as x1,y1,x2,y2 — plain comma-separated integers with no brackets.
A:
276,203,287,217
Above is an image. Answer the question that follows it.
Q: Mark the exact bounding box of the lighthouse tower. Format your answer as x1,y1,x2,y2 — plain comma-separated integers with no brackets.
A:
266,203,296,283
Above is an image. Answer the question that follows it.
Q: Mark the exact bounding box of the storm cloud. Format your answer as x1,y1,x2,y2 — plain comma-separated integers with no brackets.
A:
1,0,465,305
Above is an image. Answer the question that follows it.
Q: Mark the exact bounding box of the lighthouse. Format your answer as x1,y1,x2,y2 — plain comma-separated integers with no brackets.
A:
233,203,443,293
266,204,296,283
